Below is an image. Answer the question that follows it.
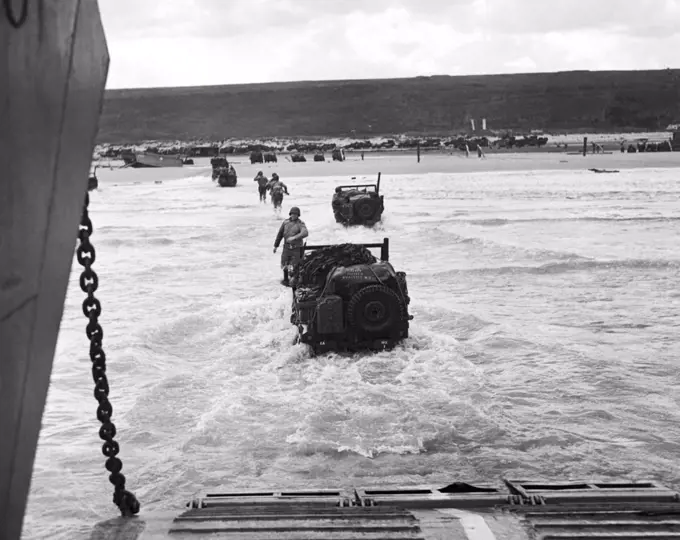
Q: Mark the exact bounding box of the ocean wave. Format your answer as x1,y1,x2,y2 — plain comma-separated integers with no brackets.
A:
101,236,175,247
427,226,590,261
464,216,680,226
431,257,680,277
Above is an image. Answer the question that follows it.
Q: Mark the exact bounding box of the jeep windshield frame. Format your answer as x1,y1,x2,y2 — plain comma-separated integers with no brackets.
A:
335,172,381,195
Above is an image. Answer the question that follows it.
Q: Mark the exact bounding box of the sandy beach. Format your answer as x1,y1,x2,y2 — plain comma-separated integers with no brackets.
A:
96,149,680,185
230,150,680,177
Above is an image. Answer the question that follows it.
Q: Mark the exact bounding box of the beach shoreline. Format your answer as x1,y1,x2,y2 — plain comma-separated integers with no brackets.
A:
94,149,680,186
215,151,680,178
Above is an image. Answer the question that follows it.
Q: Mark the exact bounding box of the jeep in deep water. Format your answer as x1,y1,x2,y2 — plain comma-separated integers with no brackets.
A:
332,172,384,227
289,238,411,355
210,157,237,187
216,167,237,187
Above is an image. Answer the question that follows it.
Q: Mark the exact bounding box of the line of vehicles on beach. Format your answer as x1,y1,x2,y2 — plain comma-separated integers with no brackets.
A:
98,129,680,165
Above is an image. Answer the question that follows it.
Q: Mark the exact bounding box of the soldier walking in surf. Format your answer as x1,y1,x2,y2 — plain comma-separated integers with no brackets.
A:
254,171,268,202
266,173,289,214
273,206,308,286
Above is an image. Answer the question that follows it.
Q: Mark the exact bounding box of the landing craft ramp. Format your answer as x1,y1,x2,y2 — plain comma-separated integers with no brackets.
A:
93,480,680,539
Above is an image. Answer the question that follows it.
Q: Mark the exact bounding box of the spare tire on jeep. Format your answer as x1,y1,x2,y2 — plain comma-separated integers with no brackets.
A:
289,238,412,355
332,172,385,227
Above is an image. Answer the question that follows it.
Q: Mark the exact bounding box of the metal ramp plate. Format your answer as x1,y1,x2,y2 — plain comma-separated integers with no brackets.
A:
355,482,511,508
187,488,356,509
89,479,680,539
171,503,424,539
512,502,680,539
503,480,680,505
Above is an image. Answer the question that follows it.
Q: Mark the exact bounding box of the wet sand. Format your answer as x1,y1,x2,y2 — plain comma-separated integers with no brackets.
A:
95,150,680,185
208,151,680,179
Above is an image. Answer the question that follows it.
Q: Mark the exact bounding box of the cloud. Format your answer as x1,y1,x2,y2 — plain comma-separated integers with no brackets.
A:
504,57,538,72
342,7,482,77
479,0,680,35
98,0,680,89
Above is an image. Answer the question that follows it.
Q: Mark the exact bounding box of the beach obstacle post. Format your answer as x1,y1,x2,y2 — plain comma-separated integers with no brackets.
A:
583,137,588,156
417,141,421,163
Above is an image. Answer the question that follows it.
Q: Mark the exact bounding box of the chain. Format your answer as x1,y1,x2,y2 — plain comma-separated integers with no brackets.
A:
3,0,28,28
77,192,140,517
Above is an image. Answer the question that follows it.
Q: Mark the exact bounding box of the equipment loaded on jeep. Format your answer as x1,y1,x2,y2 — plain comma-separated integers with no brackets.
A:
289,238,412,355
332,172,385,227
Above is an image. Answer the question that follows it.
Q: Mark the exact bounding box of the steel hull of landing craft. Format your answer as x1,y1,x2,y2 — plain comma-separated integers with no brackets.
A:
122,152,184,168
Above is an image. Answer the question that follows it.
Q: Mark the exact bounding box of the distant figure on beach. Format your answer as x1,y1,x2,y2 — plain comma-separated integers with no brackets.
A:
254,171,269,202
465,143,470,157
477,146,485,159
591,142,603,154
267,173,289,212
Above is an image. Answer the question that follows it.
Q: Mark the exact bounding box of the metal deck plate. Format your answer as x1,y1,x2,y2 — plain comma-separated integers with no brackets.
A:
89,479,680,540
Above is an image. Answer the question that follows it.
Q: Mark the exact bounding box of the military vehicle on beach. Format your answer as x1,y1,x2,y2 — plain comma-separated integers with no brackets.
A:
289,238,412,355
332,172,385,227
671,130,680,151
250,150,277,163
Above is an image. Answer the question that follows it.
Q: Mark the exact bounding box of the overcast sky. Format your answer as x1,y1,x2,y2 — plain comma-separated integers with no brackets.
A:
99,0,680,89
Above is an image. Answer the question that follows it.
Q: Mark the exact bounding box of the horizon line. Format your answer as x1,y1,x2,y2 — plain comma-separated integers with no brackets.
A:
104,67,680,92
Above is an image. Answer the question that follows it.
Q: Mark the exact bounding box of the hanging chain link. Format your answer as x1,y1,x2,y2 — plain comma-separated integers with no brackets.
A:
3,0,28,28
77,192,140,517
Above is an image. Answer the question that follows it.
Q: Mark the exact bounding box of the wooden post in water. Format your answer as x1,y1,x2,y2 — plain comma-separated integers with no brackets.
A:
583,137,588,156
417,141,421,163
0,1,109,538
